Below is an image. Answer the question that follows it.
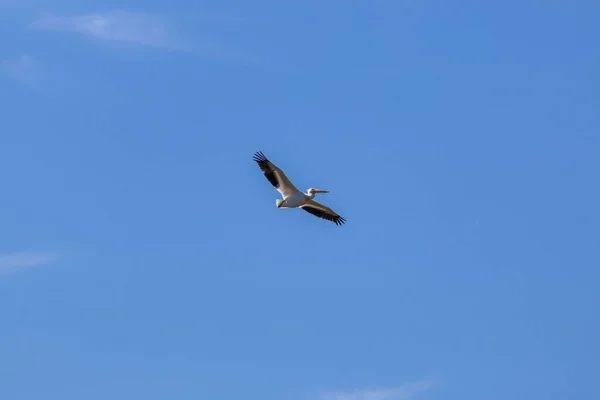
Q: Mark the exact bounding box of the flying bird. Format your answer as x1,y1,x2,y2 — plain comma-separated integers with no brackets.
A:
253,151,346,226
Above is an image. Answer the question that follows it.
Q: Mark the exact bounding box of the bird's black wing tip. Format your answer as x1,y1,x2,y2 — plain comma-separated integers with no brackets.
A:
252,151,268,162
302,205,346,226
333,216,346,226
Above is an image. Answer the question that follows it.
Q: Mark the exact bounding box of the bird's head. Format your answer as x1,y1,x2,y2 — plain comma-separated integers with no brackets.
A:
307,188,329,195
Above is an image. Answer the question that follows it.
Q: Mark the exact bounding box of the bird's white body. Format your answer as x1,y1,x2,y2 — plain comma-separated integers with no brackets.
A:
253,151,346,226
277,191,311,208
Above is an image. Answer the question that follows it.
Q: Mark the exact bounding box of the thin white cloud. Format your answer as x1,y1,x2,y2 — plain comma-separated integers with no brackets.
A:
320,379,437,400
28,9,265,65
30,10,184,50
0,252,56,271
1,54,39,86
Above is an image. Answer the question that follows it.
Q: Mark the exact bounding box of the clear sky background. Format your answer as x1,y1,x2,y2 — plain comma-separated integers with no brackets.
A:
1,1,599,399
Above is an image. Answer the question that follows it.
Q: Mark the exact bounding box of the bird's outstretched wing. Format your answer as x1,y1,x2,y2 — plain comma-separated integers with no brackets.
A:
300,199,346,226
253,151,300,197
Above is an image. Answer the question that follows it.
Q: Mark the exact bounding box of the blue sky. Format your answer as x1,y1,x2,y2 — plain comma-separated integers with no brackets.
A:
1,1,599,399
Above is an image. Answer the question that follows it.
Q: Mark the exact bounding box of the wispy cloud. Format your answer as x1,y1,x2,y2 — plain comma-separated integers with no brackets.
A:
1,54,40,86
28,9,266,65
320,379,437,400
30,10,184,50
0,252,56,271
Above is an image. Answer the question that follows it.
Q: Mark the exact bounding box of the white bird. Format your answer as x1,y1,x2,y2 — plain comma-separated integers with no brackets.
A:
253,151,346,226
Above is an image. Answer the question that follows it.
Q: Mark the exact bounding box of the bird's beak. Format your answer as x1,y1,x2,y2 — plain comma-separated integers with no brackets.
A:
312,189,329,193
